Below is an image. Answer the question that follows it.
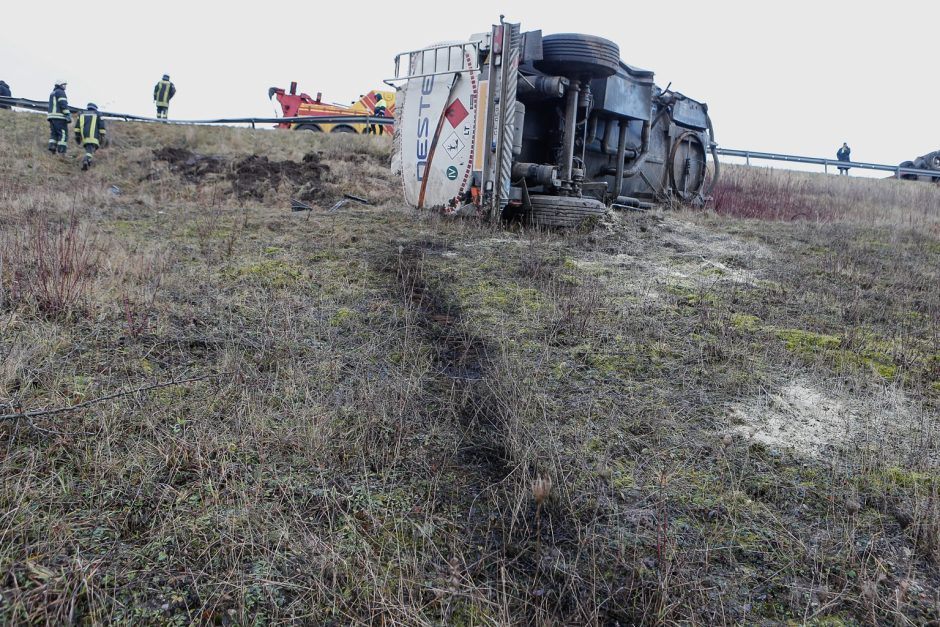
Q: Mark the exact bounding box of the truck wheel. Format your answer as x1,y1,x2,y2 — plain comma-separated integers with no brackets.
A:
331,125,356,134
295,124,322,132
899,161,917,181
527,194,607,228
536,34,621,79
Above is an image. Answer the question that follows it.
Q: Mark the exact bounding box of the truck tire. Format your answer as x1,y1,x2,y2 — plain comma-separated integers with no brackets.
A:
331,125,356,134
899,161,917,181
527,194,607,228
295,124,322,132
926,153,940,181
536,34,621,79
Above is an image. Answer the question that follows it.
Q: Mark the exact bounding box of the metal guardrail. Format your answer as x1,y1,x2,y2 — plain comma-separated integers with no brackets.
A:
715,147,937,179
0,96,394,129
2,95,933,178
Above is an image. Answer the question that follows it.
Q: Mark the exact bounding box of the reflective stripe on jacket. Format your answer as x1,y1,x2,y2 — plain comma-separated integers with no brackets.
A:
374,97,388,116
47,88,69,120
74,111,106,146
154,80,175,106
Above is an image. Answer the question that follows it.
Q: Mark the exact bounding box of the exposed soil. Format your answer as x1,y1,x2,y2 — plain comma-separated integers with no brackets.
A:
230,153,329,201
153,148,330,201
152,147,226,182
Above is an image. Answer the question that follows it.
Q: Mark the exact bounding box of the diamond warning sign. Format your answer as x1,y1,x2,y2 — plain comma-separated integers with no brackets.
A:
444,99,469,128
443,132,466,160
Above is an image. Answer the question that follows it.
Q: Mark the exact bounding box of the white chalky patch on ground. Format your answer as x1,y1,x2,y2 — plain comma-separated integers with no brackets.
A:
729,381,924,458
581,215,772,293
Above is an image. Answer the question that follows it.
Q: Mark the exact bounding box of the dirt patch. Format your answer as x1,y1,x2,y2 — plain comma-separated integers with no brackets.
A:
152,147,226,182
153,149,330,201
231,153,329,201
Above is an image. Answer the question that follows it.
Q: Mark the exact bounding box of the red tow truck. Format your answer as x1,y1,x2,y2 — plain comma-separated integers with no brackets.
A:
268,81,396,134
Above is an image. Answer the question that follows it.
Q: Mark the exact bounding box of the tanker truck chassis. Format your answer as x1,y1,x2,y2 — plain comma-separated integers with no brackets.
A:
899,150,940,182
389,18,718,226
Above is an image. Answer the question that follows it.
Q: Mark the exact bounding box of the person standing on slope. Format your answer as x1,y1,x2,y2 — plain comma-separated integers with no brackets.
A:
836,142,851,176
371,92,388,136
47,79,71,155
153,74,175,119
73,103,107,170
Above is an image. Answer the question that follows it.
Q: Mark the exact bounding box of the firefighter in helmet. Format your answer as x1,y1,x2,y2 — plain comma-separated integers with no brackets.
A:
47,79,71,155
371,92,388,136
153,74,176,119
73,103,107,170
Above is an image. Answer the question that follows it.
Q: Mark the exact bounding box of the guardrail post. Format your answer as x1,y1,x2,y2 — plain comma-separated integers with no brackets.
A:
745,152,750,166
896,167,900,179
824,161,828,174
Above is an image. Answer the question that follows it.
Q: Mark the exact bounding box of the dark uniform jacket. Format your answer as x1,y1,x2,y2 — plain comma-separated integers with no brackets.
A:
154,80,176,106
74,110,106,146
837,146,851,161
48,87,69,120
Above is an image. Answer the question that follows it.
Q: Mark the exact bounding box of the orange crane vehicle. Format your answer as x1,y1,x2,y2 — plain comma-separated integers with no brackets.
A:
268,82,396,134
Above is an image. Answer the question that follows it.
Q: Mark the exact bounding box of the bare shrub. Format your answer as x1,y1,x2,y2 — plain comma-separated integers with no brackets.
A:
121,255,165,340
711,164,940,229
1,210,99,317
712,167,828,221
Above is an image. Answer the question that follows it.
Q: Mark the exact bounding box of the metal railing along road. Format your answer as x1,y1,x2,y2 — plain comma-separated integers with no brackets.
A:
3,95,935,180
0,96,395,129
715,147,936,179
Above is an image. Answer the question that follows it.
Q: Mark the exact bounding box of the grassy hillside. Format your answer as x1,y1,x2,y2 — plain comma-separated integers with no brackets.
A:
1,109,938,625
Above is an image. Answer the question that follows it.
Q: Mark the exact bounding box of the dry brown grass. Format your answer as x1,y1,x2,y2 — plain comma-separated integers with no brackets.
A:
713,163,940,231
0,108,938,624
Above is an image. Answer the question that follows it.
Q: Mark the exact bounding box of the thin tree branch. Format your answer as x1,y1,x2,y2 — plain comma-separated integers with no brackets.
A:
0,372,230,423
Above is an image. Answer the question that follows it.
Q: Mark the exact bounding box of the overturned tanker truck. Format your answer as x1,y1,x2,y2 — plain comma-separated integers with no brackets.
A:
899,150,940,182
389,18,719,226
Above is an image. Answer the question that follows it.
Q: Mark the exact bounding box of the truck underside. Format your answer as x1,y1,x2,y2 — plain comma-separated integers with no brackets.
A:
899,150,940,182
391,20,718,226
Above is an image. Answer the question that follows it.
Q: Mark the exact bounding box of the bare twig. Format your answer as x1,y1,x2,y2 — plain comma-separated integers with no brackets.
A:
0,372,229,423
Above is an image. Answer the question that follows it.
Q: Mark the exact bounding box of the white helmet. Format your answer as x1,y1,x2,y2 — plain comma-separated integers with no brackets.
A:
55,79,68,87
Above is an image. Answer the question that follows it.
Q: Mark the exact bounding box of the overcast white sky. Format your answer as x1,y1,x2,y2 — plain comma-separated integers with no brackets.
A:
3,0,938,169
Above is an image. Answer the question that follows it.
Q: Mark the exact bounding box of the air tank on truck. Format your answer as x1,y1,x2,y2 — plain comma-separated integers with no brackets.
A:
388,18,719,227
